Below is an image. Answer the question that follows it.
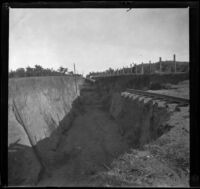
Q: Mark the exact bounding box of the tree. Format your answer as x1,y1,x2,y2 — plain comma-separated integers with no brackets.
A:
108,68,114,73
34,65,44,76
63,68,68,74
26,66,34,77
15,68,26,77
58,66,64,74
58,66,68,75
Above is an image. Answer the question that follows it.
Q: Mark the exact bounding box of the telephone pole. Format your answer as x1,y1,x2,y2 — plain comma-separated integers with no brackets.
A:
174,54,176,73
141,62,144,74
159,57,162,73
73,63,77,95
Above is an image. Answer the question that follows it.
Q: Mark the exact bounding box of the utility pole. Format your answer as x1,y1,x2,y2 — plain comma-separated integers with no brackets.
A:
141,62,144,74
73,63,77,95
159,57,162,73
174,54,176,73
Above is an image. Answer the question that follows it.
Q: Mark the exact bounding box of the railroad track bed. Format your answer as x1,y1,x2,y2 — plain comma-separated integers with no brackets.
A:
124,89,189,106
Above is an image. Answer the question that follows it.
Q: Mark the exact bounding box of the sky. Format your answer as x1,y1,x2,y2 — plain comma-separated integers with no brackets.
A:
9,8,189,75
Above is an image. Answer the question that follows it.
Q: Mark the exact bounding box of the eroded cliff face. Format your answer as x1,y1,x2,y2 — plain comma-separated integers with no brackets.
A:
8,76,84,146
8,76,84,185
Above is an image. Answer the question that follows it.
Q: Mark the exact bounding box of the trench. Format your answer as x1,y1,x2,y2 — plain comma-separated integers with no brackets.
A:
8,76,177,186
36,80,170,186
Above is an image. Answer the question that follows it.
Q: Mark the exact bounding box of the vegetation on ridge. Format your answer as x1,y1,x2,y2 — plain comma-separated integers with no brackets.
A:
9,65,81,78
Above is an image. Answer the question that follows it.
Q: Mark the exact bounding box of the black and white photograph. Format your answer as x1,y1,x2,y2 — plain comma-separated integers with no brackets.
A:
2,1,199,187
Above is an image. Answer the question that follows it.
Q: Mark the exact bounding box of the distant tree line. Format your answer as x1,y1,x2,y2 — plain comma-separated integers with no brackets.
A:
9,65,77,78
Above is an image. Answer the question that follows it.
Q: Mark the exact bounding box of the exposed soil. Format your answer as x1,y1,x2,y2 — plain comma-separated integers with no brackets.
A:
8,77,189,187
89,80,189,187
8,76,84,147
8,76,84,185
37,80,189,187
37,81,129,186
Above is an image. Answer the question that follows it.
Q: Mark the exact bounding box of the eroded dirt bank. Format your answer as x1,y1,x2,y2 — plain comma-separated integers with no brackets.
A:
94,92,189,187
8,75,189,187
8,76,84,185
91,76,189,187
9,76,84,146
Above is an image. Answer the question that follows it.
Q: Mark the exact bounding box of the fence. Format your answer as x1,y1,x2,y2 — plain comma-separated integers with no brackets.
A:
88,54,189,79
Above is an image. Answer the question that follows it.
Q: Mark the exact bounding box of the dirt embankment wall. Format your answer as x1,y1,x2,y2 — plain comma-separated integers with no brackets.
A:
94,74,189,186
95,73,188,148
109,92,170,148
8,76,84,146
8,76,84,185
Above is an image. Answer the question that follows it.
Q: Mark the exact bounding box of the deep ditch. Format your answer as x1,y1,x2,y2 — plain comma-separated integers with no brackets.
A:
8,74,189,186
37,80,170,186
